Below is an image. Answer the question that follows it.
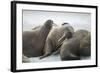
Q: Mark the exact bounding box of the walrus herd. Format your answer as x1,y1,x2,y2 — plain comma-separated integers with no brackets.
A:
22,19,91,62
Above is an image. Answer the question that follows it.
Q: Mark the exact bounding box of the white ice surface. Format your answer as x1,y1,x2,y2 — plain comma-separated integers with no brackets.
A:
29,55,61,63
26,55,90,63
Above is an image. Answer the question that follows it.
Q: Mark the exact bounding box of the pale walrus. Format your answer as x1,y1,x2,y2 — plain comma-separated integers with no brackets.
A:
59,30,90,61
23,20,54,57
39,23,74,59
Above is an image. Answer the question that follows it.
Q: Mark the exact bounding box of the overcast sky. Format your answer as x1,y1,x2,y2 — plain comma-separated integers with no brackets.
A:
23,10,91,31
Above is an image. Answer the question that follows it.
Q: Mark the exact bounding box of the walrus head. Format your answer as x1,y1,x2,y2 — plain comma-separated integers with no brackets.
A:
44,19,57,29
38,20,55,39
44,20,53,29
32,20,57,30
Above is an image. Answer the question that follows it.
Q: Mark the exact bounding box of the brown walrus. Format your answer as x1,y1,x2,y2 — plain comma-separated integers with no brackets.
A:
59,30,90,61
23,20,54,57
39,23,74,59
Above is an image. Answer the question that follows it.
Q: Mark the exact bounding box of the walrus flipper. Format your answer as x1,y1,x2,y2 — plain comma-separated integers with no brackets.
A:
39,39,53,59
39,48,52,59
52,48,60,55
39,53,51,59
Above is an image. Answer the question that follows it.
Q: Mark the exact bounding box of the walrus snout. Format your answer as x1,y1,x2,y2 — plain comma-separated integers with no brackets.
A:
44,19,57,28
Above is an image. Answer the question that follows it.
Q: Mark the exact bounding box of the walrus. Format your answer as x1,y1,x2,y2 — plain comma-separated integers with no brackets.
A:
59,30,90,61
39,23,74,59
23,20,54,57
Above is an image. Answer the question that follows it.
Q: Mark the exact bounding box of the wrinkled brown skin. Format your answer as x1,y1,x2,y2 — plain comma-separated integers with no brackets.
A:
23,20,53,58
60,30,90,61
39,24,74,59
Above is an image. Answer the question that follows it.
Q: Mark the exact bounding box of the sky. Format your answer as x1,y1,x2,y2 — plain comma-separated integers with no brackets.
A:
23,10,91,31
